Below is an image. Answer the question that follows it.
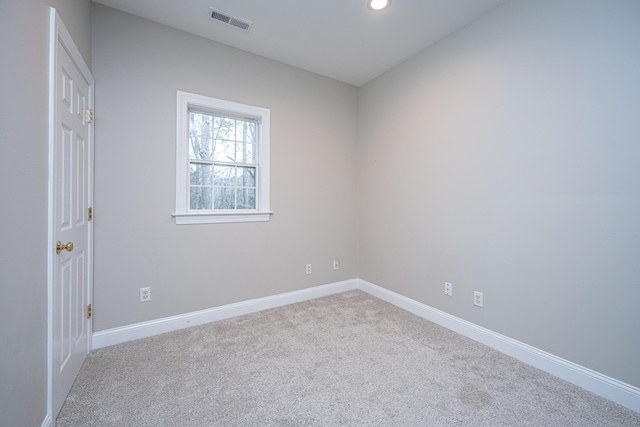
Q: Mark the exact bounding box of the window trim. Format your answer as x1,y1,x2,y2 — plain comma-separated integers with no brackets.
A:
173,91,271,224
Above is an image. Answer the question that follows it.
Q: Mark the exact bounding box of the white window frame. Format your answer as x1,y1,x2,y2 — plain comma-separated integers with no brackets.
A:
173,91,271,224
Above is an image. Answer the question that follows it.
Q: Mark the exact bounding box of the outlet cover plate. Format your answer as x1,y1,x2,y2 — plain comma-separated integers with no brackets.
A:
473,291,483,307
140,287,151,302
444,282,453,297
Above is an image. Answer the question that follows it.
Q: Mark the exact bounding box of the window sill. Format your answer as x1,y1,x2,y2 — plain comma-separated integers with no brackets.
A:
173,211,273,225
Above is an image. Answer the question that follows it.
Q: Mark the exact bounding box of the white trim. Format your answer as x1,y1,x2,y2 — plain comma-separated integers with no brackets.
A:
40,414,52,427
355,279,640,414
47,10,56,424
92,279,357,349
172,210,273,225
90,278,640,414
174,91,271,224
48,7,94,422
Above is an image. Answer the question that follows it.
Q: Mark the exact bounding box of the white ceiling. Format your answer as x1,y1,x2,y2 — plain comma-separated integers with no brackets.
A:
92,0,510,87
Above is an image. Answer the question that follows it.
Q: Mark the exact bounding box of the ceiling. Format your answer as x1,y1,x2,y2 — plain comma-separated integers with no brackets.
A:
92,0,510,87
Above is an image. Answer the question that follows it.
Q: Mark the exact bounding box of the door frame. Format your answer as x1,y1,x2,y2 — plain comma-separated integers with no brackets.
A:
47,7,94,423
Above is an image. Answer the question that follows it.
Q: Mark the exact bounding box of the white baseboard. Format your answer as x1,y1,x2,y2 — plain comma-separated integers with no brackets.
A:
91,277,639,414
92,279,357,350
355,279,640,414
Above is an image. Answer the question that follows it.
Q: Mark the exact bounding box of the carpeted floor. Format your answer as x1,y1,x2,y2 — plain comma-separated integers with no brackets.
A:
56,290,640,426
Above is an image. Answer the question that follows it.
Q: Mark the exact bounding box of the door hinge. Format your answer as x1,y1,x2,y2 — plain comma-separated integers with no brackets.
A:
88,207,93,221
86,304,92,320
85,109,93,123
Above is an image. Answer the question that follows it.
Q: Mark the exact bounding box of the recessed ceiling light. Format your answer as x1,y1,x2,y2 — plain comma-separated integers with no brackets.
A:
367,0,391,12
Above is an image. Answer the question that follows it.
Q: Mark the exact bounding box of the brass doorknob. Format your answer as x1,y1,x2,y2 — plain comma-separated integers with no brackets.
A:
56,241,74,254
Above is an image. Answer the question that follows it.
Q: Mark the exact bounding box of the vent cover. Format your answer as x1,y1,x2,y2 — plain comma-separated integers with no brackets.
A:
210,8,252,32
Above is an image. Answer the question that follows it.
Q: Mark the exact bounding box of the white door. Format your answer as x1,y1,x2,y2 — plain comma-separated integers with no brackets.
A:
50,10,93,418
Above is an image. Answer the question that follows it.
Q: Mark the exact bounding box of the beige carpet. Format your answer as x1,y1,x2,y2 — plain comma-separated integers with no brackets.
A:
56,290,640,426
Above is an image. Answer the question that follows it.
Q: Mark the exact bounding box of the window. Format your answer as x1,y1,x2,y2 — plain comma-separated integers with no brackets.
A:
174,91,271,224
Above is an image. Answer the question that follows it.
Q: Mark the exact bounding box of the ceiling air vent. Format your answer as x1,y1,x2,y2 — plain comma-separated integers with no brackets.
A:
210,8,252,32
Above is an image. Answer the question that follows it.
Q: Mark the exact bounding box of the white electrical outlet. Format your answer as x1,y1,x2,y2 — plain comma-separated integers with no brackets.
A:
306,264,312,275
444,282,453,297
473,291,483,307
140,287,151,302
333,258,340,271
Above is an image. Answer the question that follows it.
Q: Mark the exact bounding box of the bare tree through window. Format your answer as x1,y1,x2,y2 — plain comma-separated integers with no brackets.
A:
188,111,257,210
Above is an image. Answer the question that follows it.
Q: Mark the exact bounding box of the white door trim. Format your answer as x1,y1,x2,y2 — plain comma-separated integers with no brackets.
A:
47,8,94,425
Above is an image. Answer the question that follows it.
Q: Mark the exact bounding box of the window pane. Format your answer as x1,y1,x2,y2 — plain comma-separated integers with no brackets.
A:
235,120,243,141
215,117,236,140
214,165,236,186
192,112,213,135
237,167,256,188
189,112,214,160
246,122,256,143
237,142,256,164
236,120,256,143
190,187,212,210
213,139,235,162
214,187,235,209
190,164,212,186
189,135,213,161
237,188,256,209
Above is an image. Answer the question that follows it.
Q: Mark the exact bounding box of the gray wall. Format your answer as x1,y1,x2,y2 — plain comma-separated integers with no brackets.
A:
3,1,639,423
358,0,640,388
0,0,91,425
91,5,359,331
